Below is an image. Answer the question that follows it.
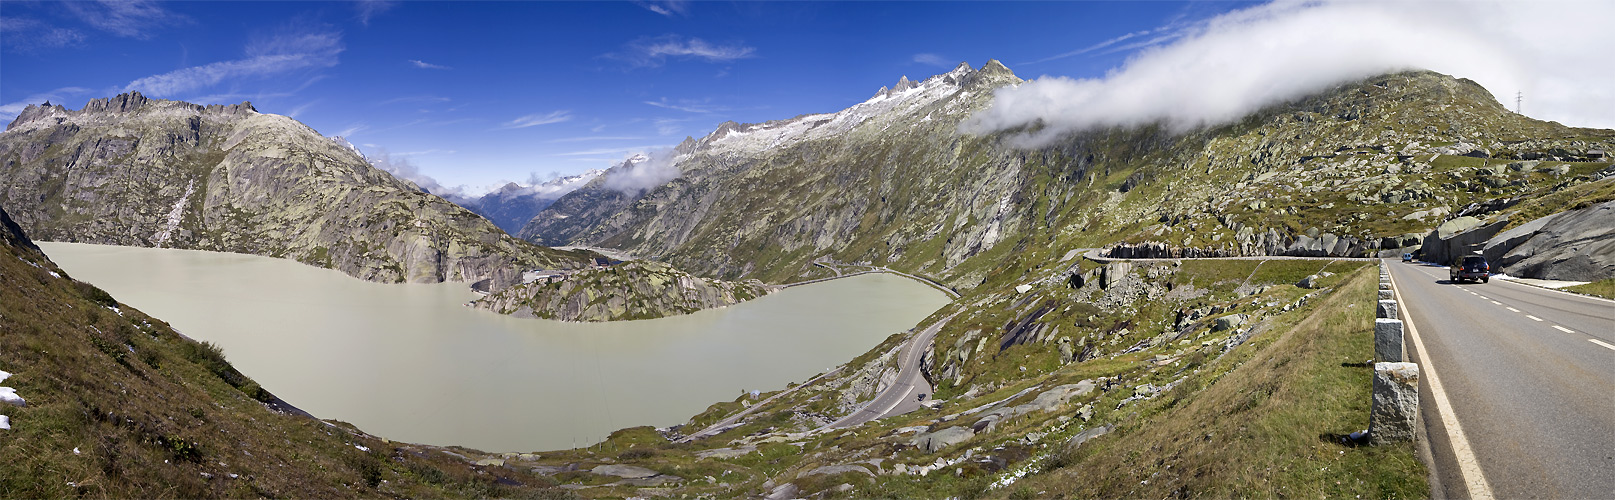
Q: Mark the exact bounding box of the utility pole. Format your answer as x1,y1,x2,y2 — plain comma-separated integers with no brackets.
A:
1516,91,1523,114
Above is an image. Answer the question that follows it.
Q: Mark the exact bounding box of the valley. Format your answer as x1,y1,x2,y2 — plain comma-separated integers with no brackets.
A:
1,7,1612,497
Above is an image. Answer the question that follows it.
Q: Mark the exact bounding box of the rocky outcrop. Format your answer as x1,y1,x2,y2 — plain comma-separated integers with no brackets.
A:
0,93,585,288
1482,200,1615,281
471,260,776,322
909,426,974,453
0,205,39,256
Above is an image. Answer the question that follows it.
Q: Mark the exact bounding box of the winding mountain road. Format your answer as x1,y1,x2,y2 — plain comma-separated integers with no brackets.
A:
819,313,958,430
1387,261,1615,499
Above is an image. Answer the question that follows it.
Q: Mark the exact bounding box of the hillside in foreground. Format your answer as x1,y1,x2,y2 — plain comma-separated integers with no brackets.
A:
0,205,575,498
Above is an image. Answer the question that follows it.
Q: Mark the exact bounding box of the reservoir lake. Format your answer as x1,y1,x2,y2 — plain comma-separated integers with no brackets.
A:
39,242,950,452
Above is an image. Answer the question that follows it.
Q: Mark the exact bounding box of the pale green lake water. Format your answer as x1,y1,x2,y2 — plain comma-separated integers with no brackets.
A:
40,242,949,452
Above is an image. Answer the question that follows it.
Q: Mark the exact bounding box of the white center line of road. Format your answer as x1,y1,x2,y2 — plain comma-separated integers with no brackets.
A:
1389,269,1494,500
1526,315,1543,322
1552,325,1575,334
1591,339,1615,351
1506,307,1520,313
1488,300,1502,306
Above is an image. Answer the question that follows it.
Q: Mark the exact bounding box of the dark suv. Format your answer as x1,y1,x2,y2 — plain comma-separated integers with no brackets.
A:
1450,255,1490,283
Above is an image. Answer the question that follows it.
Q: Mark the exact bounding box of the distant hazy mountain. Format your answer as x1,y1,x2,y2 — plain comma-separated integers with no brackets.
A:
454,169,603,235
0,93,587,287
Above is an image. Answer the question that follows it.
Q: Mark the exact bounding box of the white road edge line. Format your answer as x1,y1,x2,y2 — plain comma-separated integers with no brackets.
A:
1526,315,1543,322
1389,267,1495,500
1552,325,1575,334
1493,275,1615,305
1590,339,1615,351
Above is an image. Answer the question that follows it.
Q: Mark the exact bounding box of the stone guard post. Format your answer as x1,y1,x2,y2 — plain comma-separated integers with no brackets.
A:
1371,362,1420,445
1374,318,1404,362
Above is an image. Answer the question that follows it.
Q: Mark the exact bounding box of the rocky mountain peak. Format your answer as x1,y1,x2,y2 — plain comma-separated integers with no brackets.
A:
6,102,70,131
6,92,258,133
961,59,1019,89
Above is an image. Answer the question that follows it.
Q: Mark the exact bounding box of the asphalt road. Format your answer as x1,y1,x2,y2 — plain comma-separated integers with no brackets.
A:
1388,261,1615,499
820,313,957,430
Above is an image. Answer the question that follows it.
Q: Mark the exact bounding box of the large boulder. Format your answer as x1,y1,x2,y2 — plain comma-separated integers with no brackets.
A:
1484,200,1615,281
910,426,974,453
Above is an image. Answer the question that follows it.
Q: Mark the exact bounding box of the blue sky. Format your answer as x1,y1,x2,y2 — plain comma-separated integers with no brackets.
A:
5,1,1612,196
1,0,1240,193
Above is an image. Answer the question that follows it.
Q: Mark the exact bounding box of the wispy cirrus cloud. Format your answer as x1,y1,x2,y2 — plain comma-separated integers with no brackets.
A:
504,110,572,129
607,35,755,68
545,136,649,143
355,0,396,26
336,123,369,137
63,0,185,39
409,59,450,70
380,95,452,105
912,53,954,68
0,17,87,52
123,25,344,96
635,0,690,17
644,97,725,113
286,101,317,119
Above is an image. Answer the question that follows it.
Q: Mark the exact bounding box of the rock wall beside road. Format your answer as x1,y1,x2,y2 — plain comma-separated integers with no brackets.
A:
1482,200,1615,281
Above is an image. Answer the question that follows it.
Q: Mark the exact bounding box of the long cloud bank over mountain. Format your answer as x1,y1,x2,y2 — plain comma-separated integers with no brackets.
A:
964,0,1615,148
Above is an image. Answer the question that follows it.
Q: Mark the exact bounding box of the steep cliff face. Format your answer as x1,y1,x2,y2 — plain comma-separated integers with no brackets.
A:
0,93,586,287
471,260,775,322
523,67,1613,291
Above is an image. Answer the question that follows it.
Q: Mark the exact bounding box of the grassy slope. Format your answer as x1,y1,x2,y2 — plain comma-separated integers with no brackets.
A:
1563,278,1615,300
496,261,1425,499
0,224,575,499
999,265,1425,499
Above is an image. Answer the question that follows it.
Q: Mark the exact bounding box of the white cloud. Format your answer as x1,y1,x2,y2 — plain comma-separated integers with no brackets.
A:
409,59,450,70
355,0,396,26
379,95,451,105
0,87,93,121
0,17,87,51
545,136,649,143
286,101,317,118
1022,27,1165,65
554,145,671,157
63,0,183,39
654,118,687,136
504,111,572,129
124,26,343,97
635,0,690,17
608,35,755,68
965,0,1615,148
913,53,953,67
644,97,724,113
337,124,369,137
365,146,466,200
601,149,681,193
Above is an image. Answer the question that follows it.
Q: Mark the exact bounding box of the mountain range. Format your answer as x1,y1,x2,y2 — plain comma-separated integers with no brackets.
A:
521,62,1615,289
